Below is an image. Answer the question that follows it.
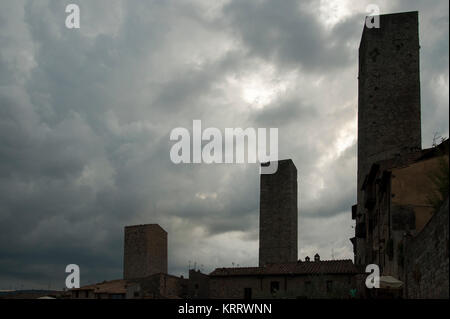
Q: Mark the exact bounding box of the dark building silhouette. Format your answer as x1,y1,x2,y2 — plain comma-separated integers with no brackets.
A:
355,11,422,265
123,224,168,280
354,140,449,298
351,11,449,299
259,159,298,266
209,258,358,299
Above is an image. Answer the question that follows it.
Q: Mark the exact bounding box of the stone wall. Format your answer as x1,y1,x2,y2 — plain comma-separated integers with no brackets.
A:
404,198,449,298
210,274,355,299
126,273,187,299
188,269,210,298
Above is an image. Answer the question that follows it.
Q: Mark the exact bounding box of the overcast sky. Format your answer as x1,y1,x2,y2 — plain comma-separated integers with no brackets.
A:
0,0,448,290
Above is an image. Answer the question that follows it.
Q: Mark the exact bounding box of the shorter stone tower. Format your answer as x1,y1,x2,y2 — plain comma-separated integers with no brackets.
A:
123,224,168,280
259,159,298,266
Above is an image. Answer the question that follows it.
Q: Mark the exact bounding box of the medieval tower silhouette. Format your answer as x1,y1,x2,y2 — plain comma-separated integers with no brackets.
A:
355,11,422,264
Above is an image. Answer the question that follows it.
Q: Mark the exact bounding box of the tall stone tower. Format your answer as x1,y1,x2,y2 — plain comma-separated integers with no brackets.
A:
123,224,168,280
259,159,298,266
355,12,422,264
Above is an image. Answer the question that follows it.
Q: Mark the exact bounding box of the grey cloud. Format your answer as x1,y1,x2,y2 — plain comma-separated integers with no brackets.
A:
222,0,363,72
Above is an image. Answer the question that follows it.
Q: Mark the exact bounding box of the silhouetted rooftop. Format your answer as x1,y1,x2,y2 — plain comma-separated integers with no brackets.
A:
209,259,358,277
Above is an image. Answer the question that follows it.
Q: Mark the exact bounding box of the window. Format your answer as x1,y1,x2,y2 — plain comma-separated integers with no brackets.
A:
326,280,333,293
270,281,280,294
244,288,252,299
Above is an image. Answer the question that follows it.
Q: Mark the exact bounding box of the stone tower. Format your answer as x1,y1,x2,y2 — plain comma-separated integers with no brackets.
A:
355,12,422,264
123,224,168,280
259,159,298,266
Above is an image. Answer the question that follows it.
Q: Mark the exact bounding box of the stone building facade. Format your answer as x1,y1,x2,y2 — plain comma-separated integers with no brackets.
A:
352,140,449,297
209,259,358,299
259,159,297,266
187,269,210,299
404,198,449,298
126,273,187,299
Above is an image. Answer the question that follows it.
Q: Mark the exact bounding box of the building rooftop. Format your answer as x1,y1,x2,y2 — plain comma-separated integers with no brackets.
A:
209,259,359,277
72,272,186,296
72,279,127,294
361,139,449,191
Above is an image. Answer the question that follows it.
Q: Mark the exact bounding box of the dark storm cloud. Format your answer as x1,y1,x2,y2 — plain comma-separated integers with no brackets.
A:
222,0,362,72
0,0,448,288
253,95,318,127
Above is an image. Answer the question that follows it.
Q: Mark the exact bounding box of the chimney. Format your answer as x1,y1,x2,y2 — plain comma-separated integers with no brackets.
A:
305,256,310,262
314,253,320,262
